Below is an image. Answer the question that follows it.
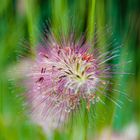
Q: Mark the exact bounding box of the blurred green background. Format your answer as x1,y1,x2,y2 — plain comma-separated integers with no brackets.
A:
0,0,140,140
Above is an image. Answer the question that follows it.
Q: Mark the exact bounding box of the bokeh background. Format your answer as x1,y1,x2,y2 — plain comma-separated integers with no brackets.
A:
0,0,140,140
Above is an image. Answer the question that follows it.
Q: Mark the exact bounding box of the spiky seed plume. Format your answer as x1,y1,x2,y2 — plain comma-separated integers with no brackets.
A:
23,33,120,133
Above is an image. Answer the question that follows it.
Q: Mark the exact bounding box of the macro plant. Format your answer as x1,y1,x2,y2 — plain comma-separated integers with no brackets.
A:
22,30,122,133
0,0,138,140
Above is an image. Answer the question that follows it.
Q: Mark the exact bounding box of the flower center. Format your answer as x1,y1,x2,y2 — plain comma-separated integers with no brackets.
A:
53,47,98,91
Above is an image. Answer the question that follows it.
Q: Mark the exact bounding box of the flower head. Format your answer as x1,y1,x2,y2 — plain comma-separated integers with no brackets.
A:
24,35,115,133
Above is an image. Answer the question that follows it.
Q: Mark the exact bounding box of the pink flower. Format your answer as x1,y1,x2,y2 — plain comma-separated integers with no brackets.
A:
24,35,117,133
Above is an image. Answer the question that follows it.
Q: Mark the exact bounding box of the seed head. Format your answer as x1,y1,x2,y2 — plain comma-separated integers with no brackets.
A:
25,35,115,132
